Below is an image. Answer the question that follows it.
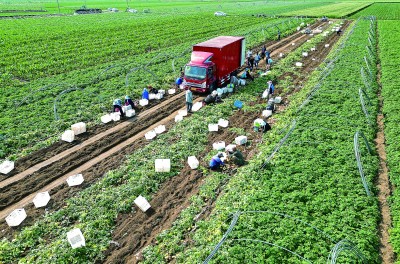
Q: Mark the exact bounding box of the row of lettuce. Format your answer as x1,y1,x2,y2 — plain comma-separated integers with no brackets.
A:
142,19,382,263
0,20,337,263
379,20,400,258
0,14,310,160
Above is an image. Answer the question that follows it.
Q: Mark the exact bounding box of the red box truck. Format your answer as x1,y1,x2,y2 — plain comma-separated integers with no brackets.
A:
183,36,246,93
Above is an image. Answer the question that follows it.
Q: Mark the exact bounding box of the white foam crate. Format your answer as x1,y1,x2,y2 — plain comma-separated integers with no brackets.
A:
111,112,120,122
155,159,170,172
61,130,75,143
145,130,157,140
295,62,303,67
134,195,151,212
218,119,229,128
0,160,14,174
158,89,165,95
178,110,187,116
235,136,247,145
302,52,308,57
208,124,218,132
122,105,132,113
262,110,273,117
213,141,225,150
168,89,176,94
126,109,136,117
139,99,148,106
227,87,233,93
33,191,51,208
101,114,112,124
149,93,156,100
5,208,27,227
238,79,246,86
325,44,330,48
175,114,183,122
71,122,86,135
279,53,284,58
155,93,163,100
67,228,85,249
66,174,84,187
225,144,236,152
154,125,166,134
187,156,199,169
311,47,316,51
274,97,282,104
192,102,203,112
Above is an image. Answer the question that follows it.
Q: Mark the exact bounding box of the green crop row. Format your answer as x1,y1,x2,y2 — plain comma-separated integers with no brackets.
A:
378,20,400,258
142,19,381,263
0,15,311,160
351,3,400,20
281,2,372,18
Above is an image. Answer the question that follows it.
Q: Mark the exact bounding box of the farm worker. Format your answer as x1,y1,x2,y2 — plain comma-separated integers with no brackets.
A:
185,89,193,113
175,77,183,88
254,53,261,68
203,91,217,105
265,49,271,60
113,98,125,117
336,28,342,36
267,57,273,70
148,85,158,94
124,95,136,110
142,88,149,100
209,153,225,170
261,45,266,59
277,29,281,40
226,147,245,166
245,68,254,81
246,49,252,59
268,80,275,95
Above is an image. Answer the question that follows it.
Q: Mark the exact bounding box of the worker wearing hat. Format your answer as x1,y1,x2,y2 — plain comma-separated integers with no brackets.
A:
209,152,225,170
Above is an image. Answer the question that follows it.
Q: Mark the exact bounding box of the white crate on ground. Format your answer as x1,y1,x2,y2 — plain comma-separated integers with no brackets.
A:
235,136,247,145
175,114,183,122
302,52,308,57
61,130,75,143
158,89,165,95
178,109,187,116
218,119,229,128
139,99,148,106
126,109,136,117
168,89,176,94
71,122,86,135
6,209,26,227
111,112,120,122
67,228,85,249
274,97,282,104
155,159,170,172
33,191,51,208
101,114,112,123
311,47,316,51
66,174,84,187
134,195,151,212
154,125,166,134
155,93,163,100
192,102,203,112
295,62,303,67
225,144,236,152
325,44,330,48
262,110,272,117
149,94,156,100
0,160,14,174
213,141,225,150
187,156,199,169
122,105,132,113
208,124,218,132
145,130,157,140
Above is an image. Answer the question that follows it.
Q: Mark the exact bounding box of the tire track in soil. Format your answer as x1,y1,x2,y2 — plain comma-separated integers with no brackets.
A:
375,36,394,263
101,22,346,264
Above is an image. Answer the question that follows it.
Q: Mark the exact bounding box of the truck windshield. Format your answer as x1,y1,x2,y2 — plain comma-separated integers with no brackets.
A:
185,66,206,80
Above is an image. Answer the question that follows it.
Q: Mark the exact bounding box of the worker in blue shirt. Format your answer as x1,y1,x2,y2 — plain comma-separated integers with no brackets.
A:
267,80,275,95
142,87,149,100
175,77,183,88
209,153,225,170
113,98,124,117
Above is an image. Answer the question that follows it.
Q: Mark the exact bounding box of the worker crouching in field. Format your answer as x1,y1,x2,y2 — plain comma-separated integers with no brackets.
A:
209,153,225,170
113,98,125,117
226,147,245,166
203,91,222,106
124,95,136,110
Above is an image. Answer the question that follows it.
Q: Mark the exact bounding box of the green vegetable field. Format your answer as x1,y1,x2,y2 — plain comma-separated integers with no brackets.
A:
1,0,400,263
